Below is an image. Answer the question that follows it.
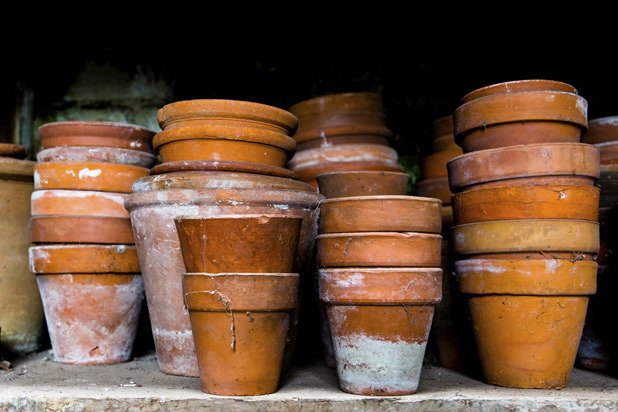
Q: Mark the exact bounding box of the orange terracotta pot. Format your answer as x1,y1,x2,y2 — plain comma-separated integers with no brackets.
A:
317,232,442,268
34,161,149,193
420,149,463,180
31,189,129,218
149,159,296,178
182,272,299,395
36,146,157,168
447,143,600,193
417,176,453,204
582,116,618,144
29,244,140,274
0,143,29,158
597,141,618,165
455,258,596,388
38,120,155,153
452,184,600,225
432,134,459,153
297,135,389,151
318,195,442,234
174,215,302,273
459,79,578,104
319,267,441,395
316,171,409,199
31,215,135,244
36,273,143,364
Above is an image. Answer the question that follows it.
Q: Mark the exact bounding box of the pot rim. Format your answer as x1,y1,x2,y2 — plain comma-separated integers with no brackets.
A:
36,146,157,167
38,120,156,135
319,194,442,205
317,231,442,239
289,92,383,117
459,79,578,104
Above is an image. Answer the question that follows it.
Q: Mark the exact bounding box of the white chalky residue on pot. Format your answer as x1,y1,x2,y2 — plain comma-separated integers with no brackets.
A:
455,260,507,275
595,117,618,126
273,204,289,210
65,169,76,177
544,259,563,274
78,168,102,179
332,333,426,394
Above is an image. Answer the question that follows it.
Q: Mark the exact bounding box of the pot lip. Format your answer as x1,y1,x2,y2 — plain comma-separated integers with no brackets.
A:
149,161,297,179
36,146,157,162
35,272,141,276
318,267,442,274
319,195,442,205
31,188,128,200
174,213,303,222
183,272,299,277
447,142,599,164
0,156,36,179
454,183,601,197
316,170,410,179
589,115,618,125
595,140,618,148
317,231,442,239
459,79,579,103
0,143,29,159
34,160,150,172
289,92,382,116
452,218,600,230
38,120,157,135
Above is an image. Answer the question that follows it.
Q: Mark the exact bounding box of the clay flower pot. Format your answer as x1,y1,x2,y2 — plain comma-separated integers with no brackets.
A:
452,184,600,225
318,195,442,234
149,159,297,178
182,272,299,395
420,149,463,179
31,189,130,218
319,267,442,395
451,219,600,255
596,141,618,165
417,176,453,205
174,215,302,273
31,215,135,244
317,232,442,268
34,161,149,193
432,115,457,152
455,257,597,388
582,116,618,144
297,134,390,151
38,120,156,153
454,80,588,153
29,244,140,274
316,171,410,199
0,143,29,159
37,146,157,168
447,143,600,193
459,79,578,104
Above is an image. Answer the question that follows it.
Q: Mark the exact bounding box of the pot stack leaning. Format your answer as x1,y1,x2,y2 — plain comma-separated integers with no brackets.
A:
316,170,442,395
29,121,157,364
448,79,600,389
125,99,322,377
287,92,404,189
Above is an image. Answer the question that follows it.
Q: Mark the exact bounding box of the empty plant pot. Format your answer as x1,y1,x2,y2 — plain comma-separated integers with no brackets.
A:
417,176,453,205
182,272,299,395
319,267,442,395
31,215,135,244
174,215,302,273
31,189,130,218
455,257,597,388
318,195,442,234
36,146,157,168
34,161,149,193
447,143,600,193
317,232,442,268
29,244,140,274
451,219,600,255
582,116,618,144
452,184,600,225
316,170,410,199
38,120,156,153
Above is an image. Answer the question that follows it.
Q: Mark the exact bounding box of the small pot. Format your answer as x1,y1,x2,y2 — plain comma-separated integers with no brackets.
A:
420,149,463,180
582,116,618,144
31,189,130,218
455,257,596,388
319,267,441,395
31,215,135,244
29,244,140,274
174,215,302,273
318,195,442,234
317,232,442,267
316,170,410,199
417,176,453,205
38,120,156,153
182,272,299,395
34,161,149,193
36,146,157,168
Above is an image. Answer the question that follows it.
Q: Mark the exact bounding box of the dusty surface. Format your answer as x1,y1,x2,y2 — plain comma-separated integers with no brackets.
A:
1,350,618,411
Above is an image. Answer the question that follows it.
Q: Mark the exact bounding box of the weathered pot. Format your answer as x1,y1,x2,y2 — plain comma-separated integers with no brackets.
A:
31,215,134,244
182,272,298,395
582,116,618,144
297,135,389,151
34,161,149,193
174,215,302,273
454,80,587,152
37,146,157,168
432,134,459,152
452,219,600,255
316,170,410,199
447,143,600,193
150,160,297,179
596,141,618,166
318,195,442,234
420,149,463,180
317,232,442,268
38,120,156,153
125,171,321,376
452,184,600,225
31,189,129,218
319,267,442,395
417,176,453,205
0,143,29,158
0,156,45,355
459,79,578,104
432,115,454,139
29,244,140,274
455,257,596,388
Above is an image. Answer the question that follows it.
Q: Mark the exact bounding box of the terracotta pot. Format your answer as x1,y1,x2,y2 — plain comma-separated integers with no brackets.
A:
319,267,441,395
432,134,459,153
447,143,600,193
34,161,149,193
182,272,298,395
596,141,618,165
451,219,600,255
38,120,156,153
297,135,389,151
417,176,453,205
150,160,296,179
318,195,442,234
459,79,578,104
289,92,392,143
125,171,321,376
442,205,454,231
31,189,129,218
420,149,463,180
0,157,45,354
174,215,302,273
432,114,454,139
153,125,296,167
317,232,442,268
36,146,157,168
582,116,618,144
29,244,140,274
316,171,409,199
455,258,596,388
31,215,135,244
452,184,600,225
288,143,404,189
0,143,29,159
36,273,143,364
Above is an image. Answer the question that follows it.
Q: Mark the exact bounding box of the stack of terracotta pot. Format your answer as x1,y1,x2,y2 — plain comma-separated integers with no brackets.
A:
316,170,442,395
29,120,156,364
447,80,600,389
124,99,322,378
286,92,404,189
